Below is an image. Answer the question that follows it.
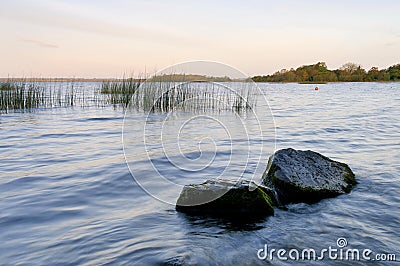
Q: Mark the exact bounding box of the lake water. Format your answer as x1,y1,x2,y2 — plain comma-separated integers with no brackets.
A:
0,82,399,265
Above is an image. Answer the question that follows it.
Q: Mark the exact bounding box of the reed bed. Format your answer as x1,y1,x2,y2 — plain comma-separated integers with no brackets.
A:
100,78,141,107
0,81,78,113
130,77,257,113
1,75,256,114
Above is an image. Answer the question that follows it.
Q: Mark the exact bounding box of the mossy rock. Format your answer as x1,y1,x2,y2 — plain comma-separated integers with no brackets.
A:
263,148,357,204
176,179,275,218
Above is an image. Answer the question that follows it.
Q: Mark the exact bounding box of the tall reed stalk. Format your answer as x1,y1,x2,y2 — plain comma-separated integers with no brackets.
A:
0,80,77,113
130,75,256,113
100,77,141,107
1,75,256,114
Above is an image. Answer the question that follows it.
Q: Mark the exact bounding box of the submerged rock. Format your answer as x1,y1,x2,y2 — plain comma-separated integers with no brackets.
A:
263,148,356,204
176,148,356,220
176,179,275,217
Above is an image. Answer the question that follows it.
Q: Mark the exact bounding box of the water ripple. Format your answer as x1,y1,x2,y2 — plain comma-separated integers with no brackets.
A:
0,83,399,264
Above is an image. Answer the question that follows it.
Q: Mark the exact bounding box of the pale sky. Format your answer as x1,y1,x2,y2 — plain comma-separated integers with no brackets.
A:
1,0,400,78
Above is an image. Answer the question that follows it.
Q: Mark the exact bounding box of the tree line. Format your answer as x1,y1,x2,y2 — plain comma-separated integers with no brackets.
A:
252,62,400,82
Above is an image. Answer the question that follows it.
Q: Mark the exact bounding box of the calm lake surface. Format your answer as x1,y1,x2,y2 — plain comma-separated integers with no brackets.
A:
0,82,399,265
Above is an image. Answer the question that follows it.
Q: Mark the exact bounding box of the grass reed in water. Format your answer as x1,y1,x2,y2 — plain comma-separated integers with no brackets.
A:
130,75,256,113
100,77,141,107
0,81,77,113
1,75,256,113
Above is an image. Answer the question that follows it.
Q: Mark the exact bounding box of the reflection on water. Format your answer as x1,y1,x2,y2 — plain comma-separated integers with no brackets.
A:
0,82,399,265
178,212,267,231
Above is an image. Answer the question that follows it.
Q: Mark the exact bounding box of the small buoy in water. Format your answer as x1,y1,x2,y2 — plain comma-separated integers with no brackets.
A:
314,86,319,91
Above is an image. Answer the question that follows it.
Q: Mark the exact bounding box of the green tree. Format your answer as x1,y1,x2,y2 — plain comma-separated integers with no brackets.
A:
388,64,400,80
367,67,379,81
251,62,400,83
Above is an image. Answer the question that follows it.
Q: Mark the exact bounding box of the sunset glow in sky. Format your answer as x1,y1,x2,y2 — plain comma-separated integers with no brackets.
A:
1,0,400,77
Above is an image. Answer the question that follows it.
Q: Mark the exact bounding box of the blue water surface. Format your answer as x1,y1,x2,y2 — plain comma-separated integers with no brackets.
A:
0,82,399,265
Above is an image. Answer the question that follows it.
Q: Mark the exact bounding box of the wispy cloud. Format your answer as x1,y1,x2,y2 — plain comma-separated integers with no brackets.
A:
1,0,199,47
21,39,59,48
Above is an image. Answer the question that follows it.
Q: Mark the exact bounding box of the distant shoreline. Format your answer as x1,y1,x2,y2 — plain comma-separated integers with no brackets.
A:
0,78,399,83
0,78,134,83
1,61,399,83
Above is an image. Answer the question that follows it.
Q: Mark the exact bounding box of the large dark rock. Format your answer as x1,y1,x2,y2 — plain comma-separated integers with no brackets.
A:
263,148,357,204
176,179,275,217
